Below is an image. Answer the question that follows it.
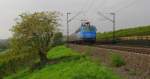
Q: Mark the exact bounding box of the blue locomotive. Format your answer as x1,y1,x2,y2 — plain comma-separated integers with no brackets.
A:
76,22,97,43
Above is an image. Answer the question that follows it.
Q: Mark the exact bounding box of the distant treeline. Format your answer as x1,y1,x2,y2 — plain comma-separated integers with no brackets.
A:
0,39,8,52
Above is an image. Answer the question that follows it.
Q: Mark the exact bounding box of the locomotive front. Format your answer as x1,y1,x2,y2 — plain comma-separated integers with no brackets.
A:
79,22,97,43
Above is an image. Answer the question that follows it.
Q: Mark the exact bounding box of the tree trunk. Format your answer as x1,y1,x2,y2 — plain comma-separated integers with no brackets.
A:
38,49,48,65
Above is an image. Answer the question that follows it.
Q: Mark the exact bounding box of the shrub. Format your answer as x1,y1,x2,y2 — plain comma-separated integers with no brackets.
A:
110,53,125,67
0,51,39,78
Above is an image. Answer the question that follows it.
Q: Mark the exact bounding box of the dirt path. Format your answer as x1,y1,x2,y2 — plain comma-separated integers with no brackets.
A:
69,44,150,79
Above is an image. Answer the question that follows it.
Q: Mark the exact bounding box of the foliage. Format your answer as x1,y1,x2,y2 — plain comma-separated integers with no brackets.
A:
0,39,9,52
0,11,62,78
110,53,125,67
10,11,60,64
0,50,38,78
5,46,120,79
51,32,64,47
97,25,150,41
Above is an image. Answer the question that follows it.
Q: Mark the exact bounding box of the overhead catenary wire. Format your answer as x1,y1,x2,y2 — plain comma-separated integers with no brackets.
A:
68,0,140,26
68,11,82,22
79,0,91,19
80,0,90,12
94,0,108,11
67,0,92,22
96,0,140,22
69,0,107,22
65,0,90,37
107,0,128,11
85,0,97,13
115,0,139,13
81,0,99,20
97,11,113,22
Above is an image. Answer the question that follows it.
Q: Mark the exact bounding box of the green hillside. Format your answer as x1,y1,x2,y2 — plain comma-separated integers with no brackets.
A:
97,25,150,41
4,46,120,79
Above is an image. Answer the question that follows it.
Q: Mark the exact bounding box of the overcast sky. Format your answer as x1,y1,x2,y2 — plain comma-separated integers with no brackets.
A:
0,0,150,39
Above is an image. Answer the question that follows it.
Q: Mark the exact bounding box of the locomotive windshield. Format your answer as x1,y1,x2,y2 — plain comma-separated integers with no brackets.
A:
80,21,96,32
81,26,96,32
75,22,97,33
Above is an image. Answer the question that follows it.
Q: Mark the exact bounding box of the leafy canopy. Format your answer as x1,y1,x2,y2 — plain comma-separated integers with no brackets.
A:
10,11,60,63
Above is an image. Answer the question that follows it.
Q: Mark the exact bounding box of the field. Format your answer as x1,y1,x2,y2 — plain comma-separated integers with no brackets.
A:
96,25,150,41
69,44,150,79
4,46,120,79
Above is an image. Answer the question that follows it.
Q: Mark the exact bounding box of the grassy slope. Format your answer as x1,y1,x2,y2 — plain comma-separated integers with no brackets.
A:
97,25,150,40
5,46,120,79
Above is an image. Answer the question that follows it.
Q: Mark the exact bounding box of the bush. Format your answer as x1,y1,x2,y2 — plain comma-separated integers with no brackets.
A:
0,51,39,78
51,32,64,47
110,53,125,67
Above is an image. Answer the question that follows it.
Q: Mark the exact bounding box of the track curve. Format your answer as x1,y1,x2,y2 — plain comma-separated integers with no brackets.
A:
94,45,150,55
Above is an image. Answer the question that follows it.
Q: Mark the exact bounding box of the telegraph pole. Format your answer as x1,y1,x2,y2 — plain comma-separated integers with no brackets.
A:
66,12,71,46
65,12,82,46
110,13,116,43
97,11,116,43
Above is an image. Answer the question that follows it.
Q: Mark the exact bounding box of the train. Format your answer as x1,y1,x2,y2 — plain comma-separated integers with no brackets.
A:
70,21,97,43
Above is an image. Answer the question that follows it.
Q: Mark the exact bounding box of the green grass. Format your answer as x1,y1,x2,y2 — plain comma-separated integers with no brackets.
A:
110,53,125,67
47,46,79,59
97,25,150,41
5,46,121,79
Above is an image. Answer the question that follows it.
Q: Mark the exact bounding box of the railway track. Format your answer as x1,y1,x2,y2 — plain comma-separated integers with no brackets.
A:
94,45,150,55
69,40,150,55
